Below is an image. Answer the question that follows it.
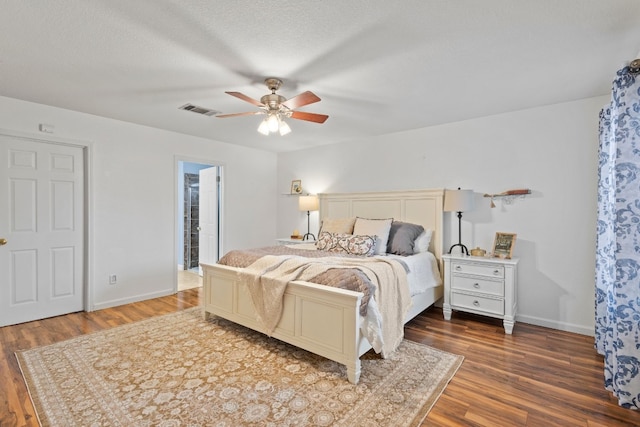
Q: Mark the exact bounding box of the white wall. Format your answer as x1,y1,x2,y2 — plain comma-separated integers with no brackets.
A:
277,96,608,335
0,96,277,310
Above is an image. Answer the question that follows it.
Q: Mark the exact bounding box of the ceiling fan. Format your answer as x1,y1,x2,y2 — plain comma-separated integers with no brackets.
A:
217,78,329,135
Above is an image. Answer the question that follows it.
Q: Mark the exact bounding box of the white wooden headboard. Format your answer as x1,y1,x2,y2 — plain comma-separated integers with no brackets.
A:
318,189,444,263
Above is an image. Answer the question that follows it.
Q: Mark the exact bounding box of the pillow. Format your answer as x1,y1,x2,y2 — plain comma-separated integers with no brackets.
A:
413,229,433,253
386,221,425,256
316,231,376,256
353,217,393,255
320,217,356,234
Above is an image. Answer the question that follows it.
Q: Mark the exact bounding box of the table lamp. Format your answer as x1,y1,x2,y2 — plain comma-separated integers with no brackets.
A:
444,188,475,255
298,195,319,241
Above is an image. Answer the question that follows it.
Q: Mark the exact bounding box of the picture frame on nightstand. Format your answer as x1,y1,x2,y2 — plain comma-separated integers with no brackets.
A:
492,232,516,259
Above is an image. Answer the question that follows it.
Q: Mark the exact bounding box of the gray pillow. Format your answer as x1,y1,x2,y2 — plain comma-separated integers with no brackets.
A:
386,221,425,256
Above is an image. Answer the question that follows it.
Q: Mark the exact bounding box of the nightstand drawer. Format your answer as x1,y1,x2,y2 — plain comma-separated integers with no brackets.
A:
451,292,504,316
451,276,504,297
452,262,504,278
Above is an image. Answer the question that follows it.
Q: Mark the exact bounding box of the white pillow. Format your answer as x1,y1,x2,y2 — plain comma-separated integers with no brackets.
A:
413,229,433,253
353,217,393,255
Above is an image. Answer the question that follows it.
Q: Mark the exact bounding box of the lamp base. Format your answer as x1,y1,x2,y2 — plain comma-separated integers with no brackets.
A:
448,243,469,256
302,210,316,242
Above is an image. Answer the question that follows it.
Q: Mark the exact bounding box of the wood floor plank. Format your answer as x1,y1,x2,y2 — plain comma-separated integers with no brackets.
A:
414,309,640,426
1,288,639,427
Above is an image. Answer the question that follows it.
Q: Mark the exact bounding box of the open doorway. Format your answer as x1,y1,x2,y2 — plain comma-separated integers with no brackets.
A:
176,159,223,291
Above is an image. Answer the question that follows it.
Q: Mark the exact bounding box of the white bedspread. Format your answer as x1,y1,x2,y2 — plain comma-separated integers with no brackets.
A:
238,254,412,357
386,251,442,295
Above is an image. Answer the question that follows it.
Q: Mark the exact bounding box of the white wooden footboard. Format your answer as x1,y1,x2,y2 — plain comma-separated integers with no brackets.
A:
201,262,370,383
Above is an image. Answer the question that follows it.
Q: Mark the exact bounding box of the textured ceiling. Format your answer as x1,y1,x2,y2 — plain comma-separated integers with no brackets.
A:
1,1,639,152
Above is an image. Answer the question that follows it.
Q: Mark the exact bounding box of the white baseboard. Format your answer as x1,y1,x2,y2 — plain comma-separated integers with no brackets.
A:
89,289,175,312
516,314,594,337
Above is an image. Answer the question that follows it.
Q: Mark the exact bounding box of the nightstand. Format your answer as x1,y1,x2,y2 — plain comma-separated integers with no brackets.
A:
442,254,519,334
275,238,311,246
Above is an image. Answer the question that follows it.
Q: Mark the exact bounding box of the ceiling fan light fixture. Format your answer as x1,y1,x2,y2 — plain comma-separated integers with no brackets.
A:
279,118,291,136
220,78,327,136
257,119,270,135
267,113,280,132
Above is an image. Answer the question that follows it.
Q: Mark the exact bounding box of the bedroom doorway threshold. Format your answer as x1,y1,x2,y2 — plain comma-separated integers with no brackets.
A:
177,269,202,291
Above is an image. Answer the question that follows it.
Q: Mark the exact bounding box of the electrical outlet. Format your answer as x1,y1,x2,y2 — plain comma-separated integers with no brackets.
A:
109,274,117,285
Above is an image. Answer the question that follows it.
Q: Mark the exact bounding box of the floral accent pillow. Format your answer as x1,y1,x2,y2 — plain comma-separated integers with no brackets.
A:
316,231,377,256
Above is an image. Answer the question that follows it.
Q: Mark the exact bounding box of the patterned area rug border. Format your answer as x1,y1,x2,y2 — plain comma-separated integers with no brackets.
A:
17,307,463,427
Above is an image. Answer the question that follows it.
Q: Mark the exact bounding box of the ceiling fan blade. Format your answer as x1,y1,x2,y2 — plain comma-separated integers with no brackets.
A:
216,111,264,118
225,91,264,107
290,111,329,124
281,91,321,110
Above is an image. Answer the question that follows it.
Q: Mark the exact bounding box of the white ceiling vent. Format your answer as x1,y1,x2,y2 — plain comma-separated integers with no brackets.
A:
178,103,219,116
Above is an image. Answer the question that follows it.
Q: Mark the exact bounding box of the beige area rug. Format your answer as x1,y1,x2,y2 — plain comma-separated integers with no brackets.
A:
17,308,463,427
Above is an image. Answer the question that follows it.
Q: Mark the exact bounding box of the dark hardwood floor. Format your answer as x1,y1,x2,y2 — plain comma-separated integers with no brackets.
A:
405,311,640,426
1,288,638,426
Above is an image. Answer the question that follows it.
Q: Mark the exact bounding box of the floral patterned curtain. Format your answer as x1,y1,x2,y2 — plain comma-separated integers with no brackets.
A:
595,62,640,410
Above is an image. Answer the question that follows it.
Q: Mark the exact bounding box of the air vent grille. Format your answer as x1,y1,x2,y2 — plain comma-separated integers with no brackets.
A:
178,103,219,116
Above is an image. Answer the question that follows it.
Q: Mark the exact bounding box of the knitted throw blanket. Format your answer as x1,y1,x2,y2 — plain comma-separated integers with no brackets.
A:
238,254,411,357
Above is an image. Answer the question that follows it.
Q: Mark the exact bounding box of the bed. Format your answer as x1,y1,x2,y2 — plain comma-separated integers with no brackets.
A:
201,189,444,384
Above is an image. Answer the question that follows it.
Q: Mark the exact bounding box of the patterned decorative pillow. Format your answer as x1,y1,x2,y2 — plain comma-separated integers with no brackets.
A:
316,231,377,256
319,217,356,234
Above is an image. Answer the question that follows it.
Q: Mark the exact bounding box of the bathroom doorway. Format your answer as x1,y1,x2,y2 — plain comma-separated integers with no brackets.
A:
176,159,223,291
183,172,200,271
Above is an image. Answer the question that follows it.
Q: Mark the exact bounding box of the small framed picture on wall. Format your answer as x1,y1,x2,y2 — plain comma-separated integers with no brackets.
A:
492,232,516,259
291,180,302,194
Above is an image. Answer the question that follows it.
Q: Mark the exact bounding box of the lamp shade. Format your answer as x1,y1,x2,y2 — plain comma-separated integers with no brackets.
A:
444,189,475,212
298,195,319,212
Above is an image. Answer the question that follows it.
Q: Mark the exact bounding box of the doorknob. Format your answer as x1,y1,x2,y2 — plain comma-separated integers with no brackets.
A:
0,238,7,246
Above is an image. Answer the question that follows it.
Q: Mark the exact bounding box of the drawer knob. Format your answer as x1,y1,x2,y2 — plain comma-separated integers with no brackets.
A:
473,300,480,307
493,269,500,275
473,283,480,288
455,265,462,271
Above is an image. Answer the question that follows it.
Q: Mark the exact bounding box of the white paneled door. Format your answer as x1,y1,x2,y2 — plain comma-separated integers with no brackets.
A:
0,136,85,326
198,167,218,275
